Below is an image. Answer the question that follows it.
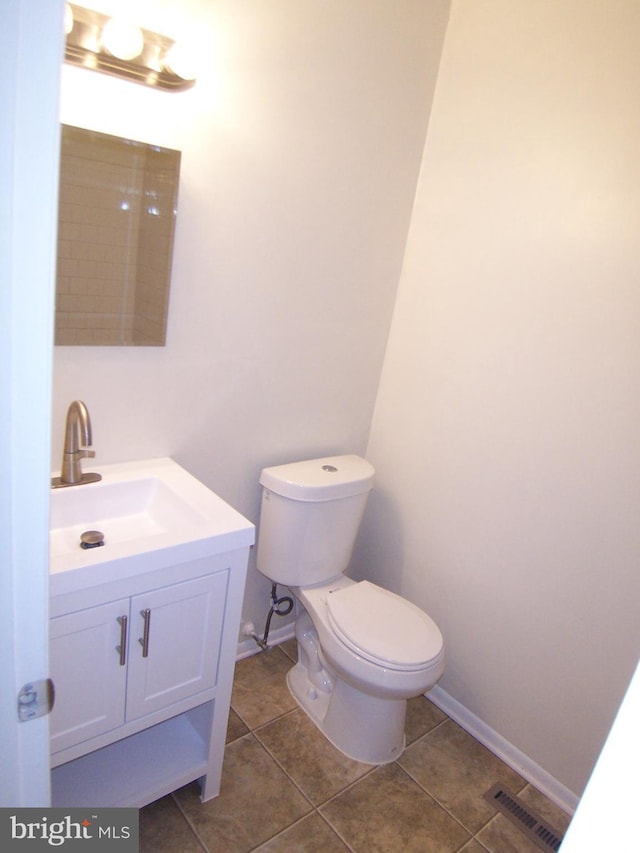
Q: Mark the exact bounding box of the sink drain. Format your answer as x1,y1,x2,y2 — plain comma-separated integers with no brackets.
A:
80,530,105,549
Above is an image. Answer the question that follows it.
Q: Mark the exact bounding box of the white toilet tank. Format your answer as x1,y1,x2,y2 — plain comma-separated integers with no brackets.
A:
256,455,375,587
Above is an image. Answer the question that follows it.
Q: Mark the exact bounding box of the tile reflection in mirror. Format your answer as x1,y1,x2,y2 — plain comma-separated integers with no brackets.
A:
55,125,181,346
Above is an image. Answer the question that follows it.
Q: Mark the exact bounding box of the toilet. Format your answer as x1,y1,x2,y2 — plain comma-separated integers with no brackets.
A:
256,454,445,764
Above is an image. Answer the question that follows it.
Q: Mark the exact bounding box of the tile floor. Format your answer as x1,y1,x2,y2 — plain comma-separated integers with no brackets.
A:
139,641,571,852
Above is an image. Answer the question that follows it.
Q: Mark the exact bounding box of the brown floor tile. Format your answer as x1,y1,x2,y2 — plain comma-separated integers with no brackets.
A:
405,694,447,745
231,647,297,729
459,841,490,852
476,813,545,853
226,708,250,743
256,707,372,805
278,638,298,662
518,783,571,835
320,763,470,853
254,812,350,852
174,734,312,853
398,719,526,834
139,795,204,853
139,650,572,853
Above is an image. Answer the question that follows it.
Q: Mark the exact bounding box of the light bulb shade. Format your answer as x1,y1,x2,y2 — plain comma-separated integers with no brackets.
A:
162,43,196,81
64,4,74,35
64,4,196,91
101,18,144,61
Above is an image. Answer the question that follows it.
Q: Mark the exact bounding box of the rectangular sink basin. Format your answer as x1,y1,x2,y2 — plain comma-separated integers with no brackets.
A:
50,458,254,595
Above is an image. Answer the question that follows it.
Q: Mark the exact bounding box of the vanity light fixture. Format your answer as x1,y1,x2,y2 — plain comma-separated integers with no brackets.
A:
64,3,196,91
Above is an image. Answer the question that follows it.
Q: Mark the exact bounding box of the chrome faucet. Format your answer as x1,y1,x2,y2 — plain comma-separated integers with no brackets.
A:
51,400,102,488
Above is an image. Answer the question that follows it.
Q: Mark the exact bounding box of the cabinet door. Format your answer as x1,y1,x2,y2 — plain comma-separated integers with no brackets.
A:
50,599,129,754
125,571,228,720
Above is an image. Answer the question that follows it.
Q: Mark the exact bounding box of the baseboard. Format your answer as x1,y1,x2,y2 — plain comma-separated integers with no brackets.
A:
236,621,296,660
427,685,580,816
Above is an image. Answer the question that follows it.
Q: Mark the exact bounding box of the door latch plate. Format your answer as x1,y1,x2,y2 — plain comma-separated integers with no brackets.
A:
18,679,55,721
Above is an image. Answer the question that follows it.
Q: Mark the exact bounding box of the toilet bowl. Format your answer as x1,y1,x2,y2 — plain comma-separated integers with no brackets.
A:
256,454,445,764
286,575,444,763
298,576,444,698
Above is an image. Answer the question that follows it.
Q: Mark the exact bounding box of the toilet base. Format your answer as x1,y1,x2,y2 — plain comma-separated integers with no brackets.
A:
287,658,407,765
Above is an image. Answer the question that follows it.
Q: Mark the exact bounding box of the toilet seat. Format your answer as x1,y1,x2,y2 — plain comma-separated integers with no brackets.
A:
326,581,442,672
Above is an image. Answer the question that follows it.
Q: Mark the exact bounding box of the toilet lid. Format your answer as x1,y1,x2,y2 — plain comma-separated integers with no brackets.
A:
326,581,443,671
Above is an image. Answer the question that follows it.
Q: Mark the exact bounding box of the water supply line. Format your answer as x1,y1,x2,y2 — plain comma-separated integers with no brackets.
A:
252,583,293,650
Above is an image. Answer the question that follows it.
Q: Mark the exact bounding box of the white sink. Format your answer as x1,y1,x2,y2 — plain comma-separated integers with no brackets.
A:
50,458,254,595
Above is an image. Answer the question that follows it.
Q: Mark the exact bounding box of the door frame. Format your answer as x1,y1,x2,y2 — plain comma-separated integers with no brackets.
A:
0,0,63,806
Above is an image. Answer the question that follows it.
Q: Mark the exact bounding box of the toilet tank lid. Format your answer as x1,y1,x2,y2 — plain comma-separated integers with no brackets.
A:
259,455,375,501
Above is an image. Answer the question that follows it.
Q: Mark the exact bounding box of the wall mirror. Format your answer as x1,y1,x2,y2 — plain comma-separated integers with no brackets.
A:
55,125,181,346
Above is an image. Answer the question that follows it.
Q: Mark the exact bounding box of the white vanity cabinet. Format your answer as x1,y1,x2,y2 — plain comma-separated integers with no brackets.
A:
50,598,129,753
48,457,254,809
50,550,251,809
125,572,227,719
50,571,227,754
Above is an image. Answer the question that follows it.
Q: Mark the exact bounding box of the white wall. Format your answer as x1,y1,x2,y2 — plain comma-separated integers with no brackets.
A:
354,0,640,798
53,1,449,634
561,658,640,850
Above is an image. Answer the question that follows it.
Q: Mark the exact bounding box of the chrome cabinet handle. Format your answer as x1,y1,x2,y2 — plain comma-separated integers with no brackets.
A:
116,615,128,666
139,608,151,658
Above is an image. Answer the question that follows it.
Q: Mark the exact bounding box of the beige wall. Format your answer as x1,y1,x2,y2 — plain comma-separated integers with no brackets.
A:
54,0,638,804
53,2,449,638
355,0,640,798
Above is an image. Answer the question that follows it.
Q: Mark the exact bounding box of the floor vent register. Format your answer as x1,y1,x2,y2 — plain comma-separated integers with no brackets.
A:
484,784,565,852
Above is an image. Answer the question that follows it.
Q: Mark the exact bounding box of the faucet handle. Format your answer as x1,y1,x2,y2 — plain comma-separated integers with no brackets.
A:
80,449,96,459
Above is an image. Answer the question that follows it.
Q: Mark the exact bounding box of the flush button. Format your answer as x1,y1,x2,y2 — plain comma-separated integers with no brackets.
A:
322,465,338,473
